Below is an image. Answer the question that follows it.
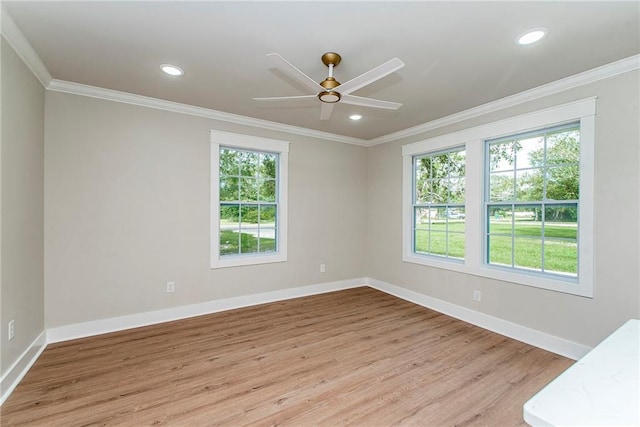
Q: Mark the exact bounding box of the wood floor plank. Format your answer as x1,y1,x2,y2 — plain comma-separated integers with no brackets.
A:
1,287,572,426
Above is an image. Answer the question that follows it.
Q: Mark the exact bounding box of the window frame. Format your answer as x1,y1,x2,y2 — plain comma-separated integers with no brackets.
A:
484,122,580,278
412,146,467,262
210,130,289,269
402,97,595,297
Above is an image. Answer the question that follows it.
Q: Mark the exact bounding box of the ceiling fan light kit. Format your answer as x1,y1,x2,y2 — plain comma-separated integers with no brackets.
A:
318,91,341,103
253,52,404,120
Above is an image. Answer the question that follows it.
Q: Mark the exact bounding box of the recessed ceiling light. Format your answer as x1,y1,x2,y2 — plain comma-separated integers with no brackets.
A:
349,114,363,121
517,28,548,45
160,64,184,76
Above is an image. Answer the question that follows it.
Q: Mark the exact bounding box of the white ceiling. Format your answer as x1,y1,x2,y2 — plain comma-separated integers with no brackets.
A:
4,1,640,140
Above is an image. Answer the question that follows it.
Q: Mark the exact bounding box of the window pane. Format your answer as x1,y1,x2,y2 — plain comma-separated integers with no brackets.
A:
415,178,433,203
258,228,276,253
544,205,578,238
220,148,240,176
239,151,259,176
546,128,580,165
515,169,542,201
240,229,260,254
546,165,579,200
447,177,465,203
487,205,512,234
430,231,446,256
448,233,465,259
220,228,240,255
415,157,431,181
489,235,512,267
431,153,449,179
259,228,277,252
415,229,429,254
220,204,239,223
220,205,240,255
490,171,514,202
240,205,259,224
415,208,431,229
489,141,515,172
220,177,239,201
260,153,277,179
544,240,577,275
514,206,541,237
240,177,258,201
544,203,578,227
448,151,466,178
260,206,276,225
259,179,276,202
446,208,466,231
514,237,542,271
515,136,544,169
430,179,448,203
434,207,448,223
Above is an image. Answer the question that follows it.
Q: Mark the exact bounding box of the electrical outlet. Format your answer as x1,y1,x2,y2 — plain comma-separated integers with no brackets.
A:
320,264,326,273
473,290,481,302
8,320,15,340
166,281,175,293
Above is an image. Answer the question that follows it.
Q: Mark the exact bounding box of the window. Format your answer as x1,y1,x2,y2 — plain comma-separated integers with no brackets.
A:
413,147,466,260
486,124,579,278
402,98,595,297
210,130,289,268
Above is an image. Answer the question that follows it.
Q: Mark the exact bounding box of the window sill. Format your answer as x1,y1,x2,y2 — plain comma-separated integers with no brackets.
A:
211,252,287,269
403,254,467,274
403,254,593,298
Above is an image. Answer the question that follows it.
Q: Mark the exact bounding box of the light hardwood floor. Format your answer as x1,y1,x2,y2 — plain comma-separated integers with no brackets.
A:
1,287,572,426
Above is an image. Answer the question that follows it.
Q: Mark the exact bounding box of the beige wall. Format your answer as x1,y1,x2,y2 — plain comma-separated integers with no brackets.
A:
44,91,367,327
367,70,640,348
1,39,45,375
36,60,640,350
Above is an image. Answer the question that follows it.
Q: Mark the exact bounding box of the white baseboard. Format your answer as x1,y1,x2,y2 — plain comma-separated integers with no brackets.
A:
366,278,591,360
2,276,590,406
47,278,366,344
40,276,593,356
0,330,47,405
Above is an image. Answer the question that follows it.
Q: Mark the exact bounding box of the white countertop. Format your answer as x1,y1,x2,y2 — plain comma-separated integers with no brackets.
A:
524,319,639,426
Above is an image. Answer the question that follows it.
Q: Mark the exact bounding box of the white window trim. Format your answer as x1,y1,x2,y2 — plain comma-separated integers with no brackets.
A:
402,97,596,297
210,130,289,269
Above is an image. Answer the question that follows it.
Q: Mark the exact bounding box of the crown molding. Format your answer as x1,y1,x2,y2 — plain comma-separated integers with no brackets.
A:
3,3,637,147
369,54,640,146
1,7,52,87
46,80,369,146
46,54,640,148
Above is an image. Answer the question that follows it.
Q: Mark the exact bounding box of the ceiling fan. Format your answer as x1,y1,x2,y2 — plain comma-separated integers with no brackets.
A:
253,52,405,120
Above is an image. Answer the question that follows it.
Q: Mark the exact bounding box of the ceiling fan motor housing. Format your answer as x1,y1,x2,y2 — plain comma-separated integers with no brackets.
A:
318,53,342,103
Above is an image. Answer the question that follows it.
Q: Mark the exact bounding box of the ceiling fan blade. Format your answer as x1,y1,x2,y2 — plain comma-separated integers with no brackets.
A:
267,53,324,94
335,57,404,95
320,102,335,120
253,95,317,102
341,94,402,110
